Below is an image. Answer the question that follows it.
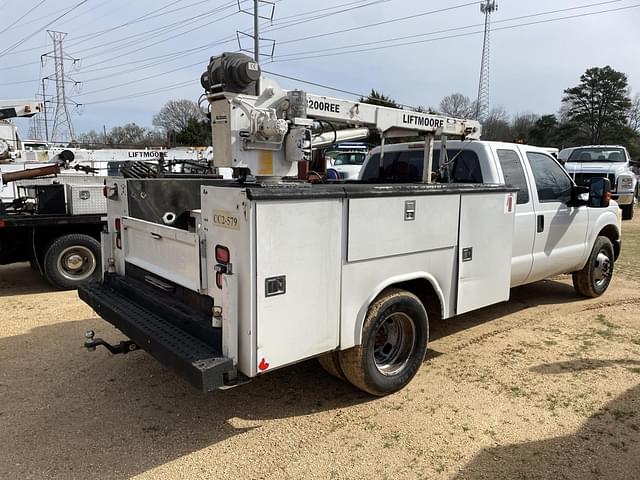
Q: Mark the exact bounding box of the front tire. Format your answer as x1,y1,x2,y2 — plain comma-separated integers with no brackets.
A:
43,234,101,290
572,236,614,298
621,204,634,221
338,288,428,396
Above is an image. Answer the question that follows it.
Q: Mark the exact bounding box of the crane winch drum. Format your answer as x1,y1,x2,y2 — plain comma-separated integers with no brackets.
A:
201,52,261,95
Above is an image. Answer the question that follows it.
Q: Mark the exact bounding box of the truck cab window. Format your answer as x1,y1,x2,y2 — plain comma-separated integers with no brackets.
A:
360,152,398,181
361,148,482,183
526,152,573,203
497,149,529,204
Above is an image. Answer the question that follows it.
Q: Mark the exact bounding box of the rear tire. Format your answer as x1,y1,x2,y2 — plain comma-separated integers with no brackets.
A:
338,288,428,396
43,234,101,290
621,204,634,221
572,236,614,298
317,351,346,380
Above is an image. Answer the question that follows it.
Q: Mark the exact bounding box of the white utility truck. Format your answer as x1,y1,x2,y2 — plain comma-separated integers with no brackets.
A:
559,145,638,220
79,53,620,396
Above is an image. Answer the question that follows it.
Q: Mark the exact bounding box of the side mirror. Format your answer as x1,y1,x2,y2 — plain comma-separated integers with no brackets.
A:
588,177,611,208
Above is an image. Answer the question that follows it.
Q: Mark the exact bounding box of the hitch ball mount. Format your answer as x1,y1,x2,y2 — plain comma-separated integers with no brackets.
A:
84,330,139,355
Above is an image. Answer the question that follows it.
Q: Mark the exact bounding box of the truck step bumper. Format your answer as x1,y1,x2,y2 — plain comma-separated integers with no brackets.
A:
78,281,234,392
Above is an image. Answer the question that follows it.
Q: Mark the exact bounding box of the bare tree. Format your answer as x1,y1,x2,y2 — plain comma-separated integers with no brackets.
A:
482,106,511,141
152,99,203,134
76,129,103,145
629,93,640,133
511,112,539,143
439,93,476,118
108,123,149,145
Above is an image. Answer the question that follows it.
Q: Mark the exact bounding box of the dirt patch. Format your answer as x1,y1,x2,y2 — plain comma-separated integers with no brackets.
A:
0,218,639,479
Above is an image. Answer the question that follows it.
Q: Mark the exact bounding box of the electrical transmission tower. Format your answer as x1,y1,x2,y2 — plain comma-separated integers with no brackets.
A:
42,30,80,143
475,0,497,122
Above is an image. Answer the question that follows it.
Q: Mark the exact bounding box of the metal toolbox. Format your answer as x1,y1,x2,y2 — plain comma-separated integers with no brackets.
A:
65,184,107,215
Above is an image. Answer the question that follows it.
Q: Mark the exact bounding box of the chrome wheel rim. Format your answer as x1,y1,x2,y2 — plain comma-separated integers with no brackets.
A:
593,250,612,288
373,312,416,376
57,245,96,281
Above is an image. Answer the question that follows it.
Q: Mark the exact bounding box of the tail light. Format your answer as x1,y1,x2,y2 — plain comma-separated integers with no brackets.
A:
215,245,230,289
215,245,230,264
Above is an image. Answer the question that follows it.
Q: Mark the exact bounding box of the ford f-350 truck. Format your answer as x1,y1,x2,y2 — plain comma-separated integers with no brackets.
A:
559,145,638,220
78,54,621,396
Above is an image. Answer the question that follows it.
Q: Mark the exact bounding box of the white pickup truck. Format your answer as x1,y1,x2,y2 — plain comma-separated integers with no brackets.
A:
558,145,638,220
77,55,622,397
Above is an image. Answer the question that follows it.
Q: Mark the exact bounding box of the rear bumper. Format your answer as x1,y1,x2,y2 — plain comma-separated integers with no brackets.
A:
78,274,234,392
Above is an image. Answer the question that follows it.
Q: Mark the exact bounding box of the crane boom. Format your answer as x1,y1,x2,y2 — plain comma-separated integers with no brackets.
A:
202,53,480,180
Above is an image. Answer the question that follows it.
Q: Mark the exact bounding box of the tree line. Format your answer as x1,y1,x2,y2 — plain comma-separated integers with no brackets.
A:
433,66,640,157
75,99,210,148
75,66,640,158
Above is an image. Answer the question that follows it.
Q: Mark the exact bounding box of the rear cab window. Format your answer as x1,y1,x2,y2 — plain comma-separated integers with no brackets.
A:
361,148,483,183
496,149,530,204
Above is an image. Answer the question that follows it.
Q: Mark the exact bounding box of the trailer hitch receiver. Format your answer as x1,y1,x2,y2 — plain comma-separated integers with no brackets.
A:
84,330,139,355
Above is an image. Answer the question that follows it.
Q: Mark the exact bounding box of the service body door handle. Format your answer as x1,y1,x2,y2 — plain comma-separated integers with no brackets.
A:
537,215,544,233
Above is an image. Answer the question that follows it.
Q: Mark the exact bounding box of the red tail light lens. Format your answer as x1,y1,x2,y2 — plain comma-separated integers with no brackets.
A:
215,245,230,264
216,271,223,289
115,218,121,232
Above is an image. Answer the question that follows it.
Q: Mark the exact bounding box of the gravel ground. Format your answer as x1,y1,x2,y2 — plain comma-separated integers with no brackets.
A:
1,217,639,480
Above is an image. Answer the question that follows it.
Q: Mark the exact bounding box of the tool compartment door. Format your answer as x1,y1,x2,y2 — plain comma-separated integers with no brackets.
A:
122,216,202,291
255,199,342,372
456,192,515,315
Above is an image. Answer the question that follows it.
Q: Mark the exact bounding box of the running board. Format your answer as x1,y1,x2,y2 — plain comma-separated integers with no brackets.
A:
78,280,234,392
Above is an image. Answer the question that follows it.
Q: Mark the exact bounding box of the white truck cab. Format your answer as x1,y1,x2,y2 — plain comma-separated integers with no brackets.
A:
559,145,638,220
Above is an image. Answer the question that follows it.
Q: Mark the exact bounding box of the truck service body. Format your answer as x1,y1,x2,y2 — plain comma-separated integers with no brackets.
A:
78,53,621,396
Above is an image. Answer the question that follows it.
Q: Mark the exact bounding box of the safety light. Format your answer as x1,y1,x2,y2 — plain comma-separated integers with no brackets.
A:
215,245,230,264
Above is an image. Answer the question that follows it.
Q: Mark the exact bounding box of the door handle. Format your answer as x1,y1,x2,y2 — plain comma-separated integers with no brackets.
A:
537,215,544,233
150,232,162,240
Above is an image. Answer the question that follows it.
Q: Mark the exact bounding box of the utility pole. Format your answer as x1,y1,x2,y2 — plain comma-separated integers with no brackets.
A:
42,30,80,143
42,77,49,141
253,0,260,63
475,0,497,122
236,0,276,86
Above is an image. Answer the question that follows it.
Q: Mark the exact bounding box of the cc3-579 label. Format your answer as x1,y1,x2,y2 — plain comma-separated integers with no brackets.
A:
213,210,240,230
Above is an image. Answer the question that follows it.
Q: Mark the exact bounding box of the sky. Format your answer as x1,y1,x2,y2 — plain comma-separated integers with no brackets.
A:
1,0,639,138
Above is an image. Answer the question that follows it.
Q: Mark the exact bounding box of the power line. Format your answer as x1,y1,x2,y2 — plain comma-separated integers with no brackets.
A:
0,0,217,58
77,6,240,65
0,0,49,35
277,1,478,45
270,1,639,62
81,79,196,105
0,0,90,58
77,0,371,69
67,0,215,44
